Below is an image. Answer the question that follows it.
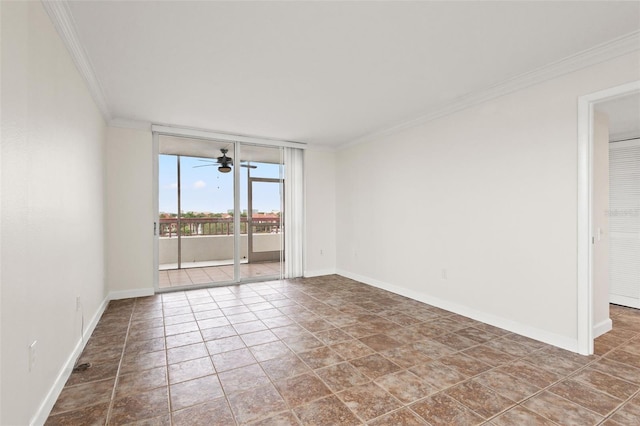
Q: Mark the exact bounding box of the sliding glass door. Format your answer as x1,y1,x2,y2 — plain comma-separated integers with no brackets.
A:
156,135,283,290
240,145,284,280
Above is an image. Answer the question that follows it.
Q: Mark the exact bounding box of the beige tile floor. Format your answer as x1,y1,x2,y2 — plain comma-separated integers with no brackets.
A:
159,262,283,288
46,275,640,425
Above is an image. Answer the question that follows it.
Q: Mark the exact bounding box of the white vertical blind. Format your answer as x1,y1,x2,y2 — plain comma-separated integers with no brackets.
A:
609,139,640,308
284,147,304,278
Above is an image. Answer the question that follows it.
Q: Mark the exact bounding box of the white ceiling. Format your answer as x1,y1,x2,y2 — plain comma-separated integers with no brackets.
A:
65,1,640,147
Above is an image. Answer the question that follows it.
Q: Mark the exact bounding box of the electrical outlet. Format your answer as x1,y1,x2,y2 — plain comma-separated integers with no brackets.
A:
29,340,37,371
441,269,448,280
76,296,81,311
320,249,323,255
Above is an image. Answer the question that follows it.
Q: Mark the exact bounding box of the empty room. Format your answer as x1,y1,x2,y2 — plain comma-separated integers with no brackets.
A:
2,1,640,425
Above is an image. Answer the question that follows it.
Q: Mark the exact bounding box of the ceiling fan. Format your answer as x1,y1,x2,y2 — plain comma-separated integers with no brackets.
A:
193,148,257,173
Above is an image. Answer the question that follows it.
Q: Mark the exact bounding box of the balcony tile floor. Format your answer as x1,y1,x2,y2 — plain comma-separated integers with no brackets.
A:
46,275,640,425
159,262,282,288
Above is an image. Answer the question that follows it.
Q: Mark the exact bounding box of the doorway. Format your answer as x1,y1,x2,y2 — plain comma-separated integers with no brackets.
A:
248,178,283,263
577,81,640,355
239,144,285,279
595,94,640,310
155,134,284,290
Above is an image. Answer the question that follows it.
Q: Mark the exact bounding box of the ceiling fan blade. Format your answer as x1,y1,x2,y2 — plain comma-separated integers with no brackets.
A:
193,164,215,168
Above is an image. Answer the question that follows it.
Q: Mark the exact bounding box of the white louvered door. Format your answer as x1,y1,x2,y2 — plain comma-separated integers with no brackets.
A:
609,139,640,308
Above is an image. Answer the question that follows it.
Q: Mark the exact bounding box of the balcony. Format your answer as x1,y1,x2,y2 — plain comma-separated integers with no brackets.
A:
159,216,280,238
158,216,283,288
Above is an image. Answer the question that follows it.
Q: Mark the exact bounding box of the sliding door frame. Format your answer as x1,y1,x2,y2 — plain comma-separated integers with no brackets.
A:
153,132,160,292
152,125,305,292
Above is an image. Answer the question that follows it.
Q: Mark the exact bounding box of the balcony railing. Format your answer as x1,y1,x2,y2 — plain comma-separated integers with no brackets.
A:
159,217,281,238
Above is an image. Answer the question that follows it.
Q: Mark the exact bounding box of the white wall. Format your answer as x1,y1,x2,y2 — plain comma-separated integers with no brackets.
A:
106,127,155,298
592,111,611,337
106,131,337,293
304,149,337,276
336,52,640,352
1,2,107,424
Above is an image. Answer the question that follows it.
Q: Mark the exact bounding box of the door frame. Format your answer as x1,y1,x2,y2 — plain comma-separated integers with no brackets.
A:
576,80,640,355
153,132,159,292
247,177,284,263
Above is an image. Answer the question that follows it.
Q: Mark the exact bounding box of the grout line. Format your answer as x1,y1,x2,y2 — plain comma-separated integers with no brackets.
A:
103,300,137,426
193,293,240,426
161,293,176,424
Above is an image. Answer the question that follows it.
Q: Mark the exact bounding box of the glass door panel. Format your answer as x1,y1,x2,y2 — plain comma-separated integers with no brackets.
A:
158,136,236,288
158,154,179,290
179,155,234,271
240,145,284,280
248,179,282,263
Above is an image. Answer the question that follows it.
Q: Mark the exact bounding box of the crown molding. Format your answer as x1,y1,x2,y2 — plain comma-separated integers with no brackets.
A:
41,0,112,122
341,30,640,150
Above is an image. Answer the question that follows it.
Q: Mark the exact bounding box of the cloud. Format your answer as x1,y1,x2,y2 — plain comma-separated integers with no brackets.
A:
194,180,206,189
168,183,178,189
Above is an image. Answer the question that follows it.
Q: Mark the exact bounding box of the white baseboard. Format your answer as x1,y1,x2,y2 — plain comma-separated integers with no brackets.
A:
336,269,579,353
31,287,154,425
593,318,613,338
30,295,110,426
304,268,337,278
610,294,640,309
109,287,155,300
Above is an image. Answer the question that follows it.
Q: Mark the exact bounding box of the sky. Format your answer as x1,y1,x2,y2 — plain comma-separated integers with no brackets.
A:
159,155,283,214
